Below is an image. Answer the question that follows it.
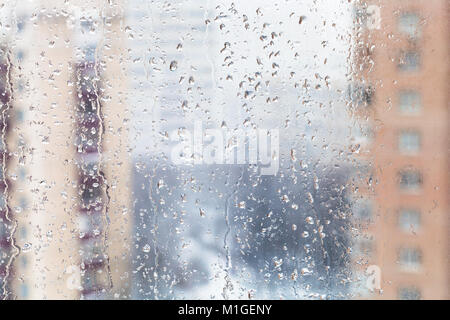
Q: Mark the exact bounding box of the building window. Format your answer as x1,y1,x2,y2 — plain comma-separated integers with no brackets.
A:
398,169,422,192
399,90,421,114
398,130,421,154
0,221,5,238
17,20,25,33
398,12,420,38
19,197,28,211
0,194,5,208
19,226,27,240
21,256,28,268
352,198,373,220
399,209,421,232
398,286,421,300
16,50,25,62
398,248,422,272
348,83,374,107
15,109,25,123
398,51,420,72
18,168,26,181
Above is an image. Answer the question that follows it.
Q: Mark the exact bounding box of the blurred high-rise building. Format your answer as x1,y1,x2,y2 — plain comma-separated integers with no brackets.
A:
0,0,132,299
0,46,15,299
352,0,449,299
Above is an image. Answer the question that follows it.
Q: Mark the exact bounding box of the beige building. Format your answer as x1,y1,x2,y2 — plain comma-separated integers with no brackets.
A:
353,0,449,299
0,0,131,299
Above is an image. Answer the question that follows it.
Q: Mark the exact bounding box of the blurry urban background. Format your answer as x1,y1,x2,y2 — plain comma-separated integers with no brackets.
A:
0,0,448,300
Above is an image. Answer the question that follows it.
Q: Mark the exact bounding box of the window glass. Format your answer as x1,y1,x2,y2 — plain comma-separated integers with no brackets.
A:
399,170,422,192
398,13,421,38
399,90,422,114
398,51,420,72
0,0,447,301
398,287,421,300
398,248,422,272
399,209,421,232
352,198,373,221
398,130,421,154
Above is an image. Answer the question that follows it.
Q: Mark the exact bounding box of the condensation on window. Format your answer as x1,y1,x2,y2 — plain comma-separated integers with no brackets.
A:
0,0,448,300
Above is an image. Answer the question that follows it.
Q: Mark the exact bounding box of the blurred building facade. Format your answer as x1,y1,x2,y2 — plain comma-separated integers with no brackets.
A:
0,0,131,299
353,0,449,299
0,46,15,299
0,0,447,301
